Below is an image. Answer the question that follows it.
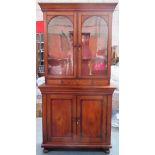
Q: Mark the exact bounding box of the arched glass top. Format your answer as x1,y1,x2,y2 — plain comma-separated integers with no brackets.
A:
81,16,108,76
47,16,73,76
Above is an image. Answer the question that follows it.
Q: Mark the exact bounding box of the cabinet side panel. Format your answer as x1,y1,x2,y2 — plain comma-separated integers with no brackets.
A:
43,13,48,80
107,13,112,80
107,95,112,144
42,94,47,143
102,95,107,142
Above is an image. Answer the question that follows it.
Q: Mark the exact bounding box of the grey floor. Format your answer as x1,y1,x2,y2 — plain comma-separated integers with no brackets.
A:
36,118,119,155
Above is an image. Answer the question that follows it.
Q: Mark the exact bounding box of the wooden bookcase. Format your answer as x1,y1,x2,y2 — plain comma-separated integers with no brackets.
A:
39,3,117,154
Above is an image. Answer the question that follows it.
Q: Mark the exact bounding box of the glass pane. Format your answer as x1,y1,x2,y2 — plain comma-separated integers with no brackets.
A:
48,16,73,76
81,16,108,76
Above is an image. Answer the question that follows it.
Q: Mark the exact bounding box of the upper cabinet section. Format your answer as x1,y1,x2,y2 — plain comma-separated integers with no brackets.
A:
39,3,117,85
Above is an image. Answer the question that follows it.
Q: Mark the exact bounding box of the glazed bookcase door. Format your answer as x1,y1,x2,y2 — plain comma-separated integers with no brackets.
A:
78,12,110,79
45,12,77,78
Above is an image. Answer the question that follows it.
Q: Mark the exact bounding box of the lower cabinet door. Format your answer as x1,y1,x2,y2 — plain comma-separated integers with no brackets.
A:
47,94,76,142
77,95,107,143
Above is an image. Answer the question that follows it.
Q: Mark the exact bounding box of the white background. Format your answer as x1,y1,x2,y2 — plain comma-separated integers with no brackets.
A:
0,0,155,155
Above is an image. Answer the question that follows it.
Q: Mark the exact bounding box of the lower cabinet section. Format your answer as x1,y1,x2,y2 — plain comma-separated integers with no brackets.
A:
42,92,113,149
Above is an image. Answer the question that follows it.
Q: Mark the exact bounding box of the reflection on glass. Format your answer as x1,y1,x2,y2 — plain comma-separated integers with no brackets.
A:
48,16,73,75
82,16,108,76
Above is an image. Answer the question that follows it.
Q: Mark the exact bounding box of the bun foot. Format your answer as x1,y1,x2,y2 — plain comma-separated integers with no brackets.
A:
43,148,49,153
104,149,110,154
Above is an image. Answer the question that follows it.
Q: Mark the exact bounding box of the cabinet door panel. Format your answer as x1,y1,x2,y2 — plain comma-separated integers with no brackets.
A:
77,96,107,143
47,95,76,142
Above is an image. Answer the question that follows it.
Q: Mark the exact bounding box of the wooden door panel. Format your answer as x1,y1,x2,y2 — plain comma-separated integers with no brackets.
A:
81,100,101,138
77,96,107,143
47,95,76,142
51,100,72,137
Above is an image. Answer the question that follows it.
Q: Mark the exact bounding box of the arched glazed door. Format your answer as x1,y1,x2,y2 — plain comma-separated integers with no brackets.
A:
46,12,77,78
78,13,110,79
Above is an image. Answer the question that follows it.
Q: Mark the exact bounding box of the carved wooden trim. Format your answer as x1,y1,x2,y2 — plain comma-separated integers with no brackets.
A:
39,3,117,12
81,15,109,27
46,79,109,86
47,15,73,25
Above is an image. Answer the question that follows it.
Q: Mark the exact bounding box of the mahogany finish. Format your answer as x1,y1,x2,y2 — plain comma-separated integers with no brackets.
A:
39,3,117,153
